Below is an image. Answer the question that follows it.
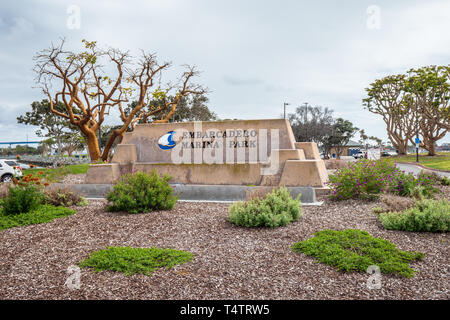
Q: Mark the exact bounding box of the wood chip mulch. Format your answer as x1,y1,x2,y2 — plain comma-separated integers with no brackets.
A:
0,197,448,300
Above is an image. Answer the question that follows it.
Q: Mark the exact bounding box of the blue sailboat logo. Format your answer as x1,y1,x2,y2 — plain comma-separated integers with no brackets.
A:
158,131,177,150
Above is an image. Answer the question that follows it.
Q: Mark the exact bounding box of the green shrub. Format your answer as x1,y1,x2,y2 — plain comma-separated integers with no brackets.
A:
79,246,194,276
441,176,450,186
418,171,450,187
1,184,43,215
44,187,87,207
228,187,302,228
328,158,397,200
106,171,178,214
328,158,440,201
0,204,75,231
292,229,423,278
379,199,450,232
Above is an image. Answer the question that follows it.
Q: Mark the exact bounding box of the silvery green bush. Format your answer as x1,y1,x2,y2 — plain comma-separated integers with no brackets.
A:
379,199,450,232
228,187,302,228
106,171,177,214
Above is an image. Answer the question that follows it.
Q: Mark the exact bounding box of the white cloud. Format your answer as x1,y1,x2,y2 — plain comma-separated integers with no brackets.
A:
0,0,448,143
9,17,35,37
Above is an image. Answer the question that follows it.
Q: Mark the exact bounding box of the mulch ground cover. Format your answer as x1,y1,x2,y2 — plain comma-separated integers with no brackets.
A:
0,194,448,300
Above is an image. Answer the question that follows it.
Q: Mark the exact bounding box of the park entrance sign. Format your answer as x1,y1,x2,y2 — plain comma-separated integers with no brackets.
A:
85,119,328,187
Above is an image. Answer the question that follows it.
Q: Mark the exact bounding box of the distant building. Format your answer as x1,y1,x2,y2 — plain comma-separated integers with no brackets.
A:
329,140,362,158
437,143,450,151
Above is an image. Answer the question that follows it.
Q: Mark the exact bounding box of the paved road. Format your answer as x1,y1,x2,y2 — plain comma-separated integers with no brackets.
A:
340,158,450,178
396,163,450,177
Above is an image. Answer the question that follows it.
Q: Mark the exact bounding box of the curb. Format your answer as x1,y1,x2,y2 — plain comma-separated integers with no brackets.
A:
50,183,320,203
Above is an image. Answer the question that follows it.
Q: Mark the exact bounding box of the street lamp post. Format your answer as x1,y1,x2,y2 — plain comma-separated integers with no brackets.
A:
97,76,102,154
283,102,290,119
301,102,309,142
415,101,419,163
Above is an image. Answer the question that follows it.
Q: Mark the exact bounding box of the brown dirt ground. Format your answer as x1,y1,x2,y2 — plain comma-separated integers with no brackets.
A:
0,194,448,300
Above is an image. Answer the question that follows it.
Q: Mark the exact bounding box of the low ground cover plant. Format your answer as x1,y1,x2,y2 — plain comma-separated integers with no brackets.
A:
0,204,75,231
106,171,178,214
327,158,441,201
228,187,302,228
292,229,423,278
79,246,194,276
379,199,450,233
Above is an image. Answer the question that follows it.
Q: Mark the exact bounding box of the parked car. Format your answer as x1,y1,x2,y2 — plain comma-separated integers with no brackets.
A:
353,151,366,159
0,159,23,182
380,152,391,157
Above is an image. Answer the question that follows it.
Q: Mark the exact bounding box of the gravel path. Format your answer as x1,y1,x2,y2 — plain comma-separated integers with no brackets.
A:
61,174,86,184
0,198,448,300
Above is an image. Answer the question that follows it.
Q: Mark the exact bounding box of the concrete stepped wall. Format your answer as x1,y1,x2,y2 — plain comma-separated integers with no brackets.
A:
85,119,328,187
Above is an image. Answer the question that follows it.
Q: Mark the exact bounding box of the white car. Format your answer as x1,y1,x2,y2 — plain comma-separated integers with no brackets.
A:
353,151,366,159
0,159,23,182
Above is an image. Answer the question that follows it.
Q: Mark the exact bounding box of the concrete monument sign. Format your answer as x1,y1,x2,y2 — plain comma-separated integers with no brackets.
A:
85,119,328,188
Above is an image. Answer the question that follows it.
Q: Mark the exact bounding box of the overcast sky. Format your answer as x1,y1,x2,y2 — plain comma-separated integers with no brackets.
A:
0,0,449,144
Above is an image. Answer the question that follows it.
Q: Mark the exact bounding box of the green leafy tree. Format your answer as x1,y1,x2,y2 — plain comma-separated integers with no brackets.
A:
405,65,450,156
125,94,217,129
61,133,86,156
364,65,449,156
39,138,56,156
322,118,359,159
167,94,218,122
363,75,415,155
17,99,79,157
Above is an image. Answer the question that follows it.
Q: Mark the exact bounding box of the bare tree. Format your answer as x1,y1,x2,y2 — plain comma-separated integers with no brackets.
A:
34,39,205,161
288,104,334,145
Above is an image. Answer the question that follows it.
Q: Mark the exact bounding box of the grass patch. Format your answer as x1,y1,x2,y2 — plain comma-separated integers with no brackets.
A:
291,229,424,278
62,163,90,174
79,246,194,276
0,204,76,231
393,153,450,171
23,164,89,182
379,199,450,232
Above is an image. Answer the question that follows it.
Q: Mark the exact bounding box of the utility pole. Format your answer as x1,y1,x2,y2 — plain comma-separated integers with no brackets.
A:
302,102,309,142
283,102,290,119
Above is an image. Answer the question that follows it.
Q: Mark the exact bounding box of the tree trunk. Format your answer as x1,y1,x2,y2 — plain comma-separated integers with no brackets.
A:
389,138,408,155
398,142,408,155
56,139,63,158
101,129,125,161
84,130,101,161
427,141,436,156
